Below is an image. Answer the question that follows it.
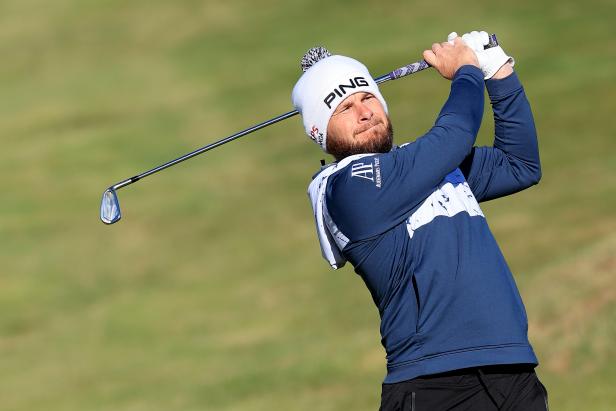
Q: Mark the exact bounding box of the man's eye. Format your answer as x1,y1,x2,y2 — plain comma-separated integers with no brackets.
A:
363,95,374,101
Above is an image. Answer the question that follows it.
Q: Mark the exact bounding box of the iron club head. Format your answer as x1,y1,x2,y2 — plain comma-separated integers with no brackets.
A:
100,188,122,224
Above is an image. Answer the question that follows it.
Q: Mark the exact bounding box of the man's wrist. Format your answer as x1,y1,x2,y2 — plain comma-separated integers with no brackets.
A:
489,62,514,80
454,64,484,80
486,70,522,100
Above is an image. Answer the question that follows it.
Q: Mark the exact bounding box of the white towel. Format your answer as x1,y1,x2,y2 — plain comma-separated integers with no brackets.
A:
307,154,375,269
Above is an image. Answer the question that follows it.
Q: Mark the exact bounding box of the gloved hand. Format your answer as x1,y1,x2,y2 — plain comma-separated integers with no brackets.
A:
447,31,514,79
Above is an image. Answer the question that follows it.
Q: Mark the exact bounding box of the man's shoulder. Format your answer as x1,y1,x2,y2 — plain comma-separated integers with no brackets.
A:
327,146,411,191
307,153,378,214
326,153,383,194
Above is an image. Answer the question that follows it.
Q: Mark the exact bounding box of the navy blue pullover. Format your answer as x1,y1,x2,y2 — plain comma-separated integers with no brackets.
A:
319,65,541,383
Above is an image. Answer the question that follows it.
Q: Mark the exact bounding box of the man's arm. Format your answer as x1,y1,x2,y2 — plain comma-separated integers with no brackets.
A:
460,65,541,202
327,65,485,241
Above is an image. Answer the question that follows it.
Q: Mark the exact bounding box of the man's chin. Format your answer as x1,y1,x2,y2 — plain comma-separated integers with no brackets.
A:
355,124,392,153
355,127,378,141
327,120,394,161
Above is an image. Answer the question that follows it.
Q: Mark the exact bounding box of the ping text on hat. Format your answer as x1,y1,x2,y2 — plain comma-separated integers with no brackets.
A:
324,77,370,109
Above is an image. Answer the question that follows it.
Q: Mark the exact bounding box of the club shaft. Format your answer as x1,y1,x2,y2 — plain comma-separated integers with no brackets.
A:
109,72,411,191
111,109,299,190
111,59,434,190
109,34,500,192
109,41,492,192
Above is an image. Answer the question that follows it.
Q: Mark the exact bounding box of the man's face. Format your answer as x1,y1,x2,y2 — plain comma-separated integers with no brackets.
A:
326,91,393,161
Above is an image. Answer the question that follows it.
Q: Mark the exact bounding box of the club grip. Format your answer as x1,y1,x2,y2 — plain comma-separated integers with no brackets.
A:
388,60,430,81
486,33,499,49
383,33,499,82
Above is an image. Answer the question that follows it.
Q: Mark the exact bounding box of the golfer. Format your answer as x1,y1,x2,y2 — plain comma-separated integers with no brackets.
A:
292,31,548,410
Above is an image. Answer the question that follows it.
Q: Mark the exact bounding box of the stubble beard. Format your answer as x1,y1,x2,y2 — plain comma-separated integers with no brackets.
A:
327,119,394,162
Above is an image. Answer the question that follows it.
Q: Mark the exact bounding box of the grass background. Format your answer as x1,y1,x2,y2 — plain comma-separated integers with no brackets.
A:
1,0,615,410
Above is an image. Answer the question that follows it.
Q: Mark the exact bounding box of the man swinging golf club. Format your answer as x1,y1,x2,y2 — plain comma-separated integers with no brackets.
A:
293,31,548,410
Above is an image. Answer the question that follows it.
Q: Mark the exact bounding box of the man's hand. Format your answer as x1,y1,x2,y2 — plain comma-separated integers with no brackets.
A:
422,37,479,80
453,31,515,80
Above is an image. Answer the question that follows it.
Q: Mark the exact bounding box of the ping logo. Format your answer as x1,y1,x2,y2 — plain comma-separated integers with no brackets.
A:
324,77,370,109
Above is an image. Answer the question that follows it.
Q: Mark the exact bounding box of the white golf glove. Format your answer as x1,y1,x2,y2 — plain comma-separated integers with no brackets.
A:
448,31,514,79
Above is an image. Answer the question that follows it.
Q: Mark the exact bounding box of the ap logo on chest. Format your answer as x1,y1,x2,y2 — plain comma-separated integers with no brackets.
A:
350,158,382,188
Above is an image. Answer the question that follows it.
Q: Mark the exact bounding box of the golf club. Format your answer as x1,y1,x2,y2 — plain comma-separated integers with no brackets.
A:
100,34,499,225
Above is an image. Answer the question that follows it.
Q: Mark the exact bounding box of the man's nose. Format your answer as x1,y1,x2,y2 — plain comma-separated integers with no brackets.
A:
357,103,373,122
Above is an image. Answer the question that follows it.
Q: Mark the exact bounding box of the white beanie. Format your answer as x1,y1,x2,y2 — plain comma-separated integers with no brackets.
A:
291,55,388,152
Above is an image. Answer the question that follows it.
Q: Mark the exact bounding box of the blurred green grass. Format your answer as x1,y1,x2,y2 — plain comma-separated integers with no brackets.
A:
1,0,615,410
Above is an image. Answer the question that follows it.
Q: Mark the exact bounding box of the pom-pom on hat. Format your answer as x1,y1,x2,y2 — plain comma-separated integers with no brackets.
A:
292,47,388,152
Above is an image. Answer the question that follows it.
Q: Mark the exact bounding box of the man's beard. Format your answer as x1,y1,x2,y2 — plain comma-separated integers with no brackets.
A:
326,120,394,162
